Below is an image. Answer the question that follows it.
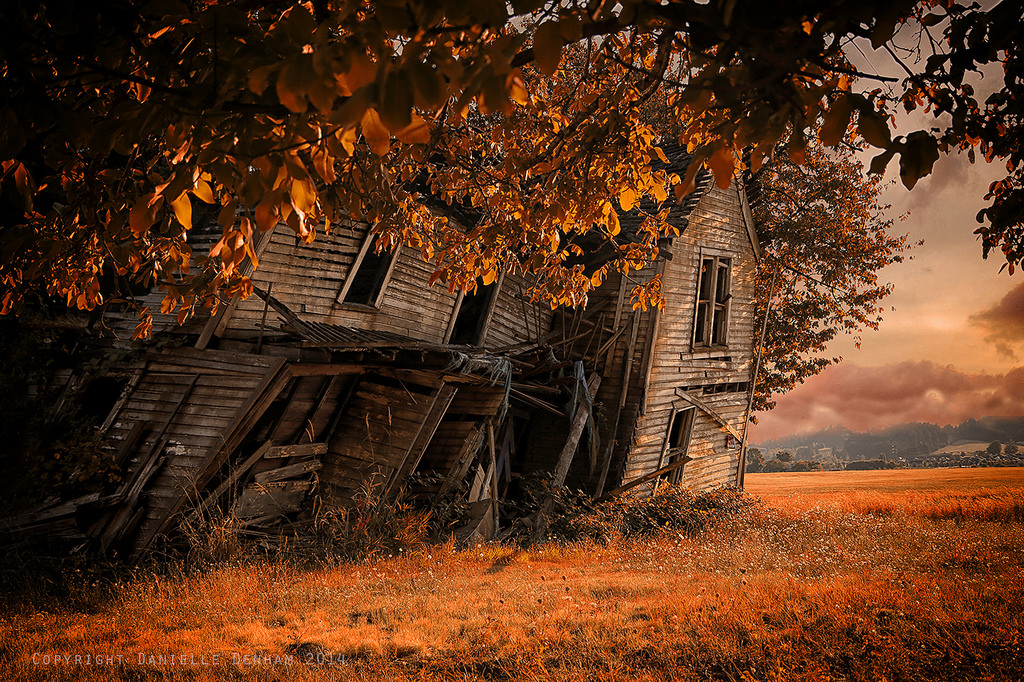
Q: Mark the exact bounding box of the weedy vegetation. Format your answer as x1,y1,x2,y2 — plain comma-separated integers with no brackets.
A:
1,468,1022,681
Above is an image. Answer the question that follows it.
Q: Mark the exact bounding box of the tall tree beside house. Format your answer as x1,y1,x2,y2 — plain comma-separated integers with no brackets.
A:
751,142,910,412
0,1,1021,335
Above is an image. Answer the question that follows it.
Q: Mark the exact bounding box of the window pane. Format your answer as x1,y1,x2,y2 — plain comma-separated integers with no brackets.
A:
698,258,714,300
715,261,730,302
694,302,708,344
712,304,728,345
344,248,394,305
449,282,498,345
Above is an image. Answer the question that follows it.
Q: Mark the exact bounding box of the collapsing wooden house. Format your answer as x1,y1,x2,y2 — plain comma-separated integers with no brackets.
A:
4,150,762,554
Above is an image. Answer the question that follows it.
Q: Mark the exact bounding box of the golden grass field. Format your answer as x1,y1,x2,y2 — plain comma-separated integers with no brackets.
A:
2,467,1022,681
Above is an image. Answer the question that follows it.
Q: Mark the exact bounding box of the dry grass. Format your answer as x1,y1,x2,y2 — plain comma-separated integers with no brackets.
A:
2,469,1023,681
746,466,1024,521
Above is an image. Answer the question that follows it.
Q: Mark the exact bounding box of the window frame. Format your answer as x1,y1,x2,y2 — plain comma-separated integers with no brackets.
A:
692,251,732,348
336,230,400,309
658,404,696,485
443,272,505,346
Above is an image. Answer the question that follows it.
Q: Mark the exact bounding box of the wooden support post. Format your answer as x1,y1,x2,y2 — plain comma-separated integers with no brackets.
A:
486,422,499,530
533,373,601,540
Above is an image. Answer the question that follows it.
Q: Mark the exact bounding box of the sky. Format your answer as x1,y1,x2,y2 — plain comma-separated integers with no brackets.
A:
749,41,1024,444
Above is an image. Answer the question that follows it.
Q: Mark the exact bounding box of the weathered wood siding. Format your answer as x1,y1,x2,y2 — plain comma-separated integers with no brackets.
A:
319,373,442,504
215,222,554,350
416,384,506,475
482,273,554,348
103,347,285,549
222,221,460,343
621,183,757,490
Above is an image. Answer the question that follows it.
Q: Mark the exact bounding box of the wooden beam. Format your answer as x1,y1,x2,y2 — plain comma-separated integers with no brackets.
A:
534,373,601,540
437,420,488,497
288,364,368,377
674,389,744,442
185,441,273,525
386,384,458,496
551,373,601,487
253,458,323,484
598,455,691,501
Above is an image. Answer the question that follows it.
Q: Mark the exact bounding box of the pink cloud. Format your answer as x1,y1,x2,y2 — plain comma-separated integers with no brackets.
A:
970,281,1024,359
751,361,1024,442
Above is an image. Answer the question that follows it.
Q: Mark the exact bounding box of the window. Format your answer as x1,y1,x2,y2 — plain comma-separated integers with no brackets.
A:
445,275,503,345
337,234,398,307
694,255,731,346
663,406,695,484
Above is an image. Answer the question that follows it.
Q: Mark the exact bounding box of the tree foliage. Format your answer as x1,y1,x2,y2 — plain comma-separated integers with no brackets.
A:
0,0,1021,338
752,141,911,411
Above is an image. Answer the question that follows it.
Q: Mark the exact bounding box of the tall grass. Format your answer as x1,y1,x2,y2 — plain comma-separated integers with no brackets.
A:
2,470,1023,681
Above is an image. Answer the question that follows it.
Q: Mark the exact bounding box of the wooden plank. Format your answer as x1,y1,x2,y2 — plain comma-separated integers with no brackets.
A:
185,441,272,523
133,359,290,555
264,442,329,459
600,452,691,501
253,459,323,484
386,384,458,497
234,488,309,518
674,390,744,442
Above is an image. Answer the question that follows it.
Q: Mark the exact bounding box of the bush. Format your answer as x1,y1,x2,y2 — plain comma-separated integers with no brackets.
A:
544,484,755,543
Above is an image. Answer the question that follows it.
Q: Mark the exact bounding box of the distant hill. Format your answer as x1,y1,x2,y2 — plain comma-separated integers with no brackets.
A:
754,416,1024,460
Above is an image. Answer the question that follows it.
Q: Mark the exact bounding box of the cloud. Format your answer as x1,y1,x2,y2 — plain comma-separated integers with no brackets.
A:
970,281,1024,359
751,361,1024,442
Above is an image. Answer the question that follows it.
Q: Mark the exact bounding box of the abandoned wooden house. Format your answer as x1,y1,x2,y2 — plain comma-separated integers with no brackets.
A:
2,148,762,554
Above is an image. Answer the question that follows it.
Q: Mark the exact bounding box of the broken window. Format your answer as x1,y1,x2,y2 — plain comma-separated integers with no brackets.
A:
337,233,398,307
446,275,502,345
663,406,695,484
693,255,731,347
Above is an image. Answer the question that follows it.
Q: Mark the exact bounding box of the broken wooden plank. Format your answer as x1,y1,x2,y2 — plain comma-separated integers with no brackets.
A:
186,441,273,523
386,384,458,497
263,442,329,459
673,389,744,442
253,459,323,484
99,451,167,551
533,373,601,541
597,456,691,501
